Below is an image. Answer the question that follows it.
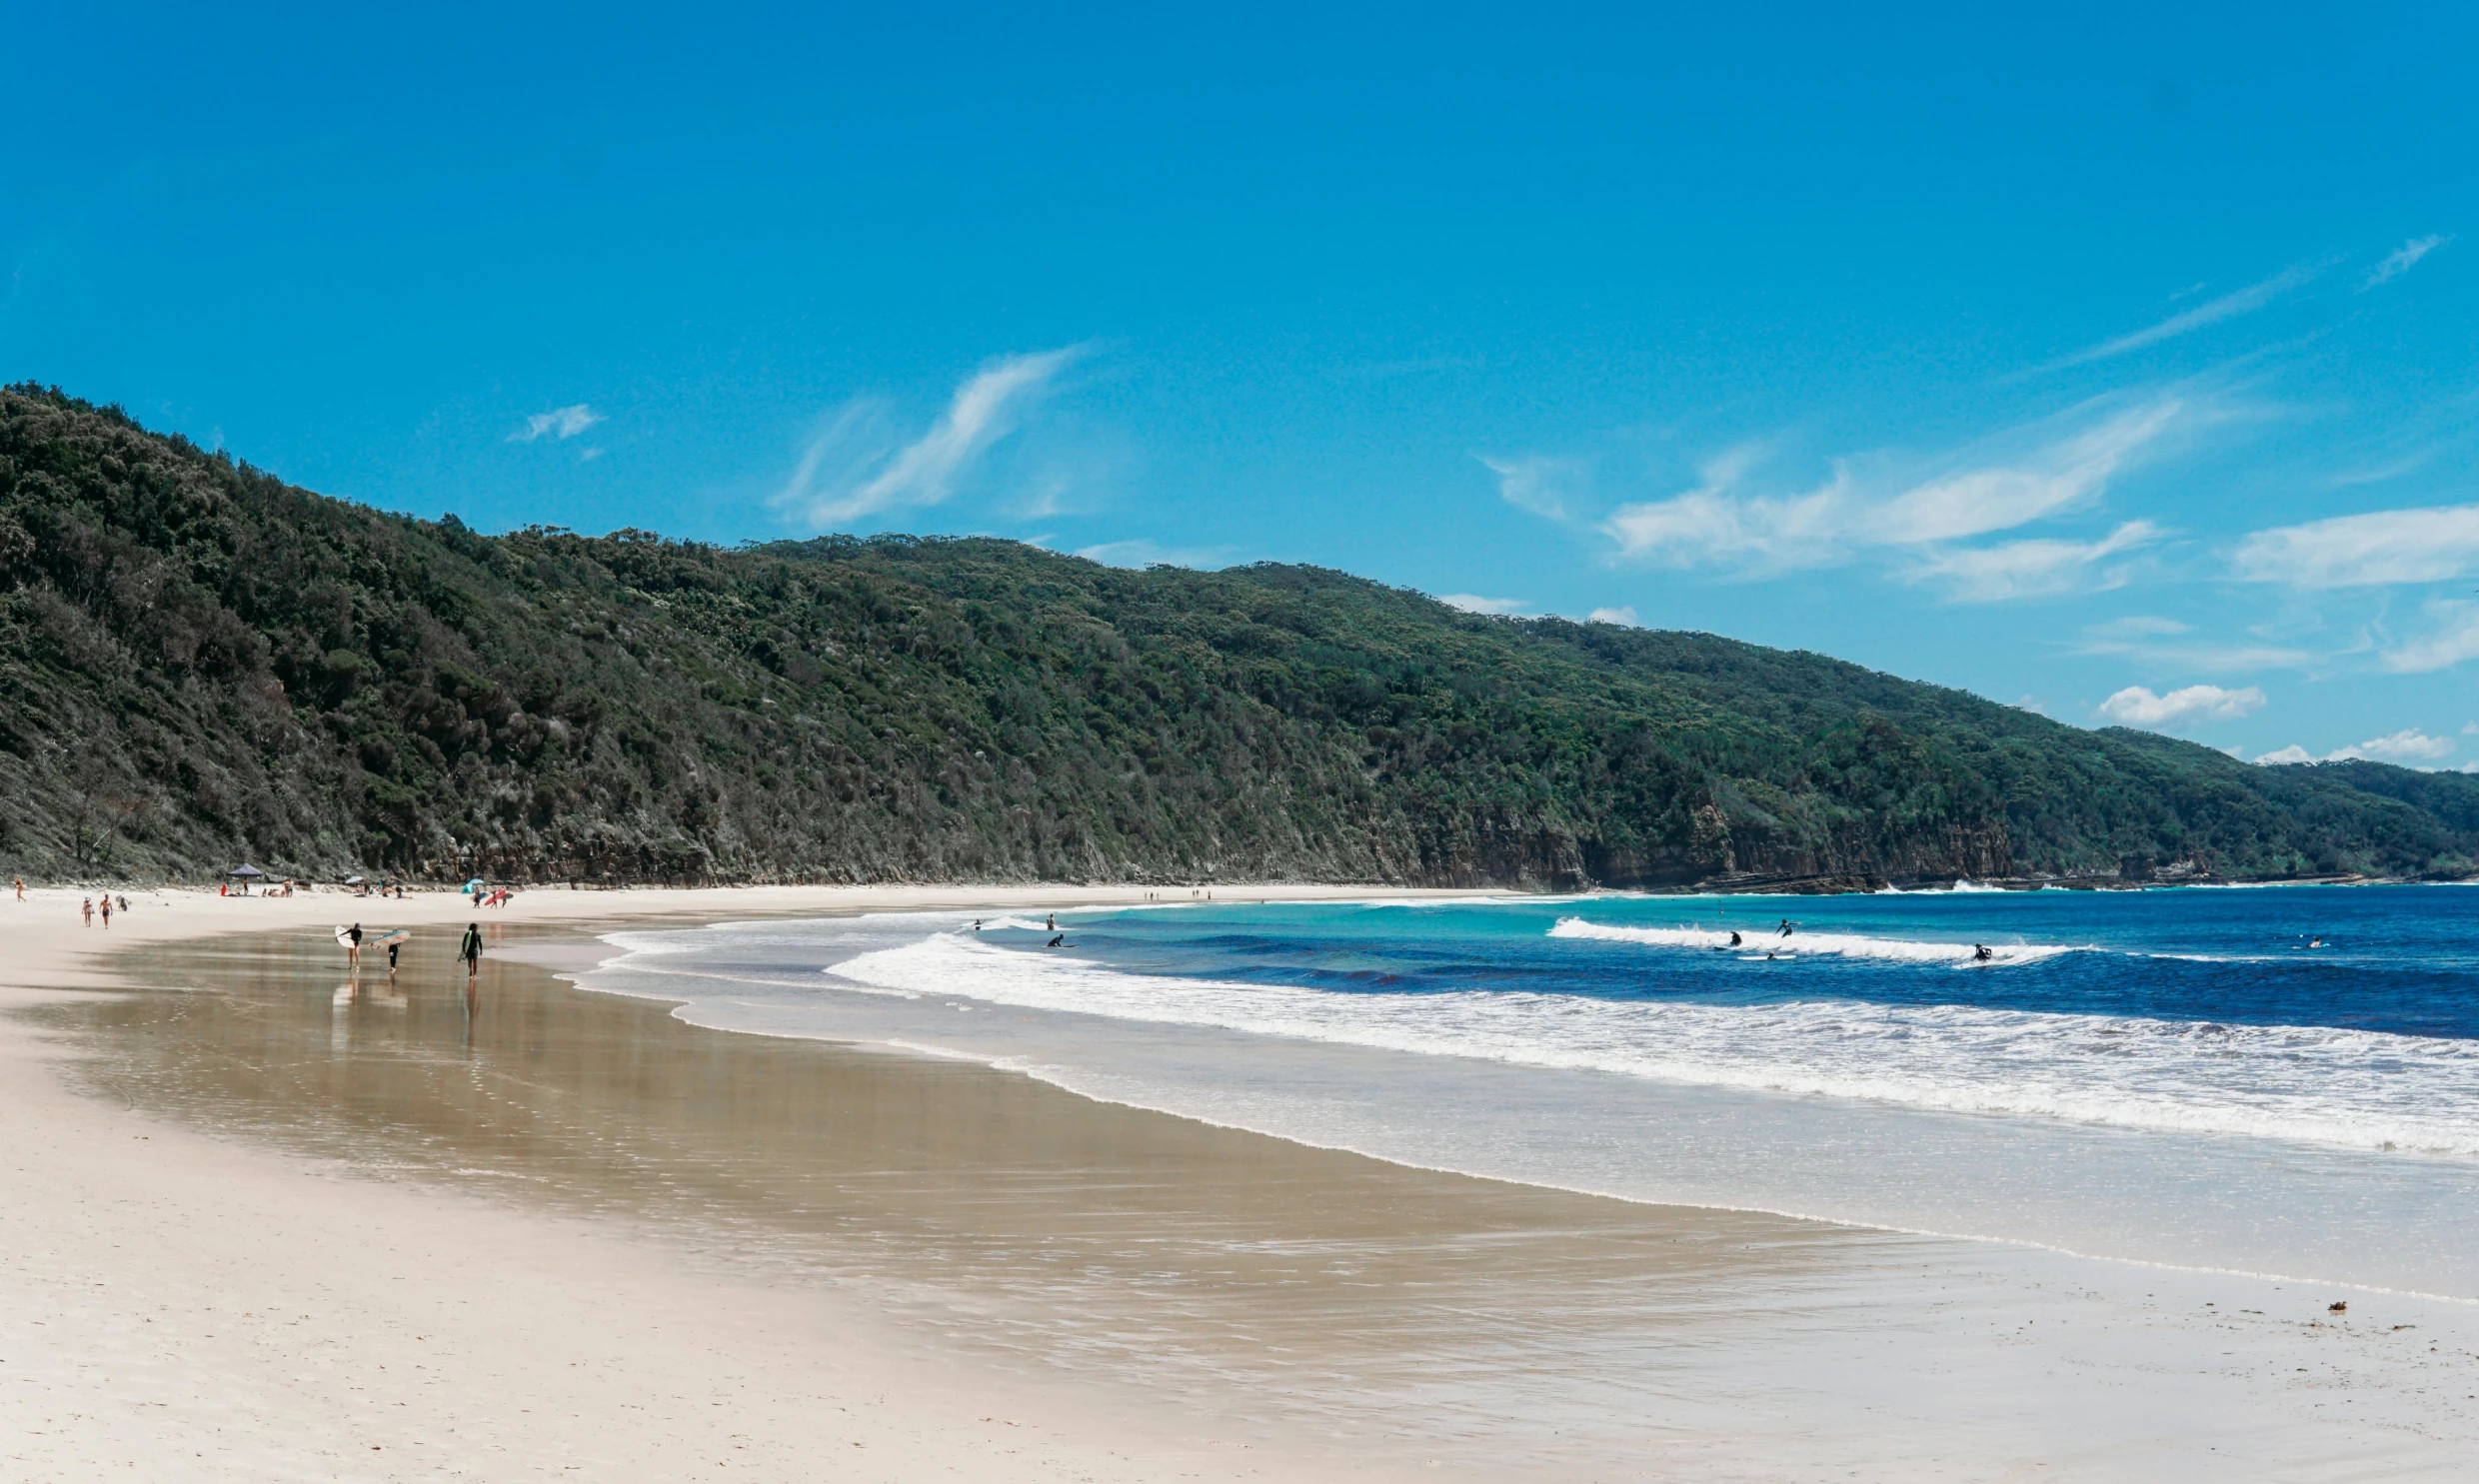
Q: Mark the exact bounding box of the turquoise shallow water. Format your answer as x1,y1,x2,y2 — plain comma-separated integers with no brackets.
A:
584,885,2479,1295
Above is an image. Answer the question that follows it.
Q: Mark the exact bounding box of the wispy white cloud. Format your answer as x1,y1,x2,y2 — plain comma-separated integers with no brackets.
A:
2234,503,2479,588
1906,521,2160,603
2073,616,2318,673
2257,730,2455,764
779,347,1085,527
2095,683,2265,727
2361,234,2451,291
510,404,603,443
1438,594,1529,615
2381,601,2479,673
1073,538,1226,570
2040,263,2324,371
1595,398,2185,589
1586,606,1640,626
1479,455,1589,521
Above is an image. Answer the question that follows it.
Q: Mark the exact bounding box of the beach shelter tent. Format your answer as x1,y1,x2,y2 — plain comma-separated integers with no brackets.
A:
463,877,485,894
228,863,267,879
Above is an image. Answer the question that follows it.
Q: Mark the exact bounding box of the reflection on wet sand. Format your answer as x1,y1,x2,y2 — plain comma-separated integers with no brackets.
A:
54,922,2479,1479
58,923,1896,1470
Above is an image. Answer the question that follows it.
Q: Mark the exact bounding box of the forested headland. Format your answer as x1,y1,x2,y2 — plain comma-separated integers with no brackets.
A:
6,384,2475,889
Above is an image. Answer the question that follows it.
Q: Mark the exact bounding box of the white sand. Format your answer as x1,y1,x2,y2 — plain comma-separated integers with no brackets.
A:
1,882,1458,1482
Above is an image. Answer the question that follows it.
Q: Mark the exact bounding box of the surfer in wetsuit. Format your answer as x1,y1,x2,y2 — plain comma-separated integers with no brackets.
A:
1729,931,1742,946
346,922,362,969
1047,932,1067,948
387,937,402,974
1778,918,1794,937
1973,944,1993,961
460,921,483,979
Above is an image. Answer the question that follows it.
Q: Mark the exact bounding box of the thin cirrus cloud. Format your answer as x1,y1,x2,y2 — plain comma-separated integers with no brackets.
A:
509,403,603,443
2073,616,2318,673
1586,606,1640,626
2233,503,2479,588
2035,262,2324,372
1439,594,1530,615
1478,455,1589,521
2095,683,2265,728
1903,521,2160,603
2360,234,2451,291
1578,396,2184,599
2256,730,2456,765
778,346,1085,527
2381,601,2479,674
1074,538,1229,570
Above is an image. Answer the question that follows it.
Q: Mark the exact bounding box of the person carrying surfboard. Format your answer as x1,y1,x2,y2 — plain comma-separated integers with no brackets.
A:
460,921,483,979
387,934,402,974
345,922,363,969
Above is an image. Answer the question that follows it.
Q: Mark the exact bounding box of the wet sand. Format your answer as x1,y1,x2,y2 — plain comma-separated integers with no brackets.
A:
12,892,2479,1478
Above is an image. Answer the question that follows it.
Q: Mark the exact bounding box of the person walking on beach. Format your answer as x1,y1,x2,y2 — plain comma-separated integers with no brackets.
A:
387,936,402,975
13,877,22,901
99,894,111,927
81,896,93,926
460,921,484,980
346,922,363,969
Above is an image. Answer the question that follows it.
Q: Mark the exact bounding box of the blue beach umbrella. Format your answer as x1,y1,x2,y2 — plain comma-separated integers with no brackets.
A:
464,877,485,893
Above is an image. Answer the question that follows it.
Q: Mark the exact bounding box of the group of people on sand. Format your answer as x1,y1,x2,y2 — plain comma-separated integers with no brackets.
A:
472,884,516,908
341,920,487,982
80,893,132,926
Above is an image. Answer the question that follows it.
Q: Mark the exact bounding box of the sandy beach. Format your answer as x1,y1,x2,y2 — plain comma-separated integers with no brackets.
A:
9,883,2479,1481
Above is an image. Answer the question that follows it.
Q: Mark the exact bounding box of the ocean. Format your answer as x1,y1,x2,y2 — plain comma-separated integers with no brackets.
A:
584,884,2479,1298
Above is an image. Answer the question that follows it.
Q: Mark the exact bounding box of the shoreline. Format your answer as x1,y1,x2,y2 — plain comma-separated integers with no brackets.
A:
10,884,2479,1478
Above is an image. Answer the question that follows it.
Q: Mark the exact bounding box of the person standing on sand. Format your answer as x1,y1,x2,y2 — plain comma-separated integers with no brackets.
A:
387,936,402,975
81,896,93,926
460,921,484,979
13,877,22,901
346,922,363,969
100,895,111,927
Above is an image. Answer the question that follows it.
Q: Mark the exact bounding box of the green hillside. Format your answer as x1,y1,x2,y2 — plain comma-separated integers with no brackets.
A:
5,383,2475,888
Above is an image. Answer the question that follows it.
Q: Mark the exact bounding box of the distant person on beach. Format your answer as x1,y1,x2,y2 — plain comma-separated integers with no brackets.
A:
13,877,22,901
346,922,363,968
81,897,93,926
100,895,111,927
460,921,484,979
118,894,129,912
387,936,402,974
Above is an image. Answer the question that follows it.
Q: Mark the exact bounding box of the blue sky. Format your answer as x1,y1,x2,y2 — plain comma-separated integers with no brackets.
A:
8,3,2479,764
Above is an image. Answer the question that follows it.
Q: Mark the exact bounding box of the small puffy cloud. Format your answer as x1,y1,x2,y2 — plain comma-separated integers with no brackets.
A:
1586,606,1639,626
1908,521,2159,603
2361,234,2451,291
1479,455,1588,521
510,404,603,443
2096,684,2266,727
780,346,1085,527
1439,594,1529,615
2256,731,2456,764
2234,503,2479,588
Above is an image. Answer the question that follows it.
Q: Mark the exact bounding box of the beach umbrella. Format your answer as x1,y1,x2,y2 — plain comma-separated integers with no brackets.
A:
228,863,267,879
464,877,485,892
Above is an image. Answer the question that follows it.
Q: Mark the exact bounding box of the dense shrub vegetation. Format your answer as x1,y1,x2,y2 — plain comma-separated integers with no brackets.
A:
5,384,2475,887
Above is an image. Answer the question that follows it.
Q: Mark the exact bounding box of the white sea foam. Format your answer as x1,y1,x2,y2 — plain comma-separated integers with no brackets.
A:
1548,916,2074,967
822,932,2479,1156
